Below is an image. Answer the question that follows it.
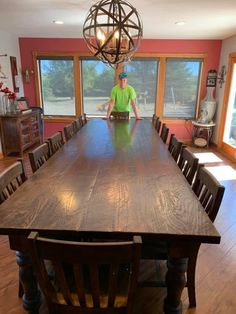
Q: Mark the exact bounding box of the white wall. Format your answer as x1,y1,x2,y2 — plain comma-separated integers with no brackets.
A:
0,30,23,154
0,30,23,94
214,35,236,143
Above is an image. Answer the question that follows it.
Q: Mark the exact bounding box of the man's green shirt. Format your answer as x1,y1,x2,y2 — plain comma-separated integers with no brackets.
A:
111,84,136,112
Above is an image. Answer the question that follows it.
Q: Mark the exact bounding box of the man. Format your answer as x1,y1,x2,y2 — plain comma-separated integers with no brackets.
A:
106,72,142,120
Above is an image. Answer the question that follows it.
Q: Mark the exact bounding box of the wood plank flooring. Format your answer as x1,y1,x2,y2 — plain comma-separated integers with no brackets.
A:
0,147,236,314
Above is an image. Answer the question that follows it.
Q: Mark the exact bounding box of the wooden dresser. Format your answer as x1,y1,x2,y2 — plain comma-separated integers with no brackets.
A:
0,110,41,156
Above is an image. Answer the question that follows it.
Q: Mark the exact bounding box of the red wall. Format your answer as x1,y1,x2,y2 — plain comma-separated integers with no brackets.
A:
19,38,222,140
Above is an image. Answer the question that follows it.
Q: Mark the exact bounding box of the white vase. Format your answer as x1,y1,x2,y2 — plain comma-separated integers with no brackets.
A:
1,94,8,114
198,87,216,124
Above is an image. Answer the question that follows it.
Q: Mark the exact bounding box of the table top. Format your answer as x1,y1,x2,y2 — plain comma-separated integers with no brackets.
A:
0,119,220,244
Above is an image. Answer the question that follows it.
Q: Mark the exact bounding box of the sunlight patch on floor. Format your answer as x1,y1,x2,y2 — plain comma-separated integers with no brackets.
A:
194,152,223,164
206,165,236,181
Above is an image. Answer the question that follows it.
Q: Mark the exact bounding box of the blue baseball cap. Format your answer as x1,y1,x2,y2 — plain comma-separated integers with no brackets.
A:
119,72,127,79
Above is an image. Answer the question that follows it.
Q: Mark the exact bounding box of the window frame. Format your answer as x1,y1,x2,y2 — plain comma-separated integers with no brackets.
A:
218,53,236,160
162,57,203,119
33,51,207,124
124,57,159,117
37,56,76,117
80,56,116,117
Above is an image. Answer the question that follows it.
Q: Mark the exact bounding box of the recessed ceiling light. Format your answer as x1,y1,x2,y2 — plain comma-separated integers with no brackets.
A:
53,20,64,25
175,21,186,26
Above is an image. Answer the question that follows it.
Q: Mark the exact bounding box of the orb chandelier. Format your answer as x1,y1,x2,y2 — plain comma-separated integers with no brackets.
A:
83,0,143,66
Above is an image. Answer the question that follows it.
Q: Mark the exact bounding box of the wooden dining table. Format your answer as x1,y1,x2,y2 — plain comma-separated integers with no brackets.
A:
0,118,220,314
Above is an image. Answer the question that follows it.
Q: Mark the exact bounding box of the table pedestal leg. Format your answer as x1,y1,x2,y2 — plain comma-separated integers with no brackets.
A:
164,256,188,314
16,251,41,313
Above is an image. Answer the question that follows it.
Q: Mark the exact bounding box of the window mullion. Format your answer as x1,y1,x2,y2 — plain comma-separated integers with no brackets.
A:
74,56,82,116
157,57,166,118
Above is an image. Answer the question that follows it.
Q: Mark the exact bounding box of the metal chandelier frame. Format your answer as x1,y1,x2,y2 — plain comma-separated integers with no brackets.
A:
83,0,143,66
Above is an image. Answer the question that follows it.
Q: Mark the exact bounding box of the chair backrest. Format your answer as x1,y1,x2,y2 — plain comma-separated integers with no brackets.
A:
110,111,129,120
28,232,141,314
192,166,225,222
152,114,158,126
28,143,50,173
160,123,169,143
0,160,27,204
155,120,161,134
47,131,65,156
168,134,183,162
177,147,199,185
73,119,80,133
83,113,87,124
64,123,75,141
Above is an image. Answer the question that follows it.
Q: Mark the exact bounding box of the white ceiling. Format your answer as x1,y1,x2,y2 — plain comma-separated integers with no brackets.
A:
0,0,236,40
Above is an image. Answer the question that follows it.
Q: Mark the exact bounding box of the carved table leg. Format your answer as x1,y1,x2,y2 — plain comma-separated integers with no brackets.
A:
16,251,41,313
164,256,188,314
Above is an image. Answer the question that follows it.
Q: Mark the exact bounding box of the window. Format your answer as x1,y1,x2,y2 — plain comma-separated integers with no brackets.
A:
81,59,115,116
125,58,158,117
39,58,75,116
34,53,206,121
163,59,202,119
223,63,236,147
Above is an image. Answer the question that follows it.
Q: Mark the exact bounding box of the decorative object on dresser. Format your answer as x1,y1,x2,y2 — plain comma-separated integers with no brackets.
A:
0,82,17,114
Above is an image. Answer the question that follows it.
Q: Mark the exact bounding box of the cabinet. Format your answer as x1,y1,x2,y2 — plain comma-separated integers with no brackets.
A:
0,110,41,156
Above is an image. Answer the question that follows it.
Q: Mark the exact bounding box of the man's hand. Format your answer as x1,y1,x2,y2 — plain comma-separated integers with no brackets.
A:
136,116,143,120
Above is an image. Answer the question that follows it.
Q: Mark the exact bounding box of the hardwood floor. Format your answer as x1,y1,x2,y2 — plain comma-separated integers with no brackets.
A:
0,147,236,314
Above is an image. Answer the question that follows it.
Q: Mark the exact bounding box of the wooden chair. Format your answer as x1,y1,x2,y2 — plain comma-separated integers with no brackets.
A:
177,147,199,185
64,123,75,141
0,160,27,297
152,114,158,126
47,131,65,156
73,116,85,133
0,160,27,204
182,165,224,306
141,166,225,308
168,134,183,162
155,119,162,134
28,232,142,314
28,142,50,173
192,165,225,222
83,113,87,124
110,111,129,120
160,123,169,143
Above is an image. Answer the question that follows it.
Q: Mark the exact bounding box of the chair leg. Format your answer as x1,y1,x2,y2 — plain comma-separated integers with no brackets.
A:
18,280,24,298
186,246,200,308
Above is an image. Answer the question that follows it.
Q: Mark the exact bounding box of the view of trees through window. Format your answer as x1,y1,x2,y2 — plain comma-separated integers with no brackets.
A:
81,60,115,115
163,59,202,118
37,55,203,119
125,59,158,117
39,58,75,116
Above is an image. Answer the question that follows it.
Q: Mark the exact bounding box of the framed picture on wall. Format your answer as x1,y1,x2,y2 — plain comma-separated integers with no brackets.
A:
16,97,29,111
10,56,19,93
